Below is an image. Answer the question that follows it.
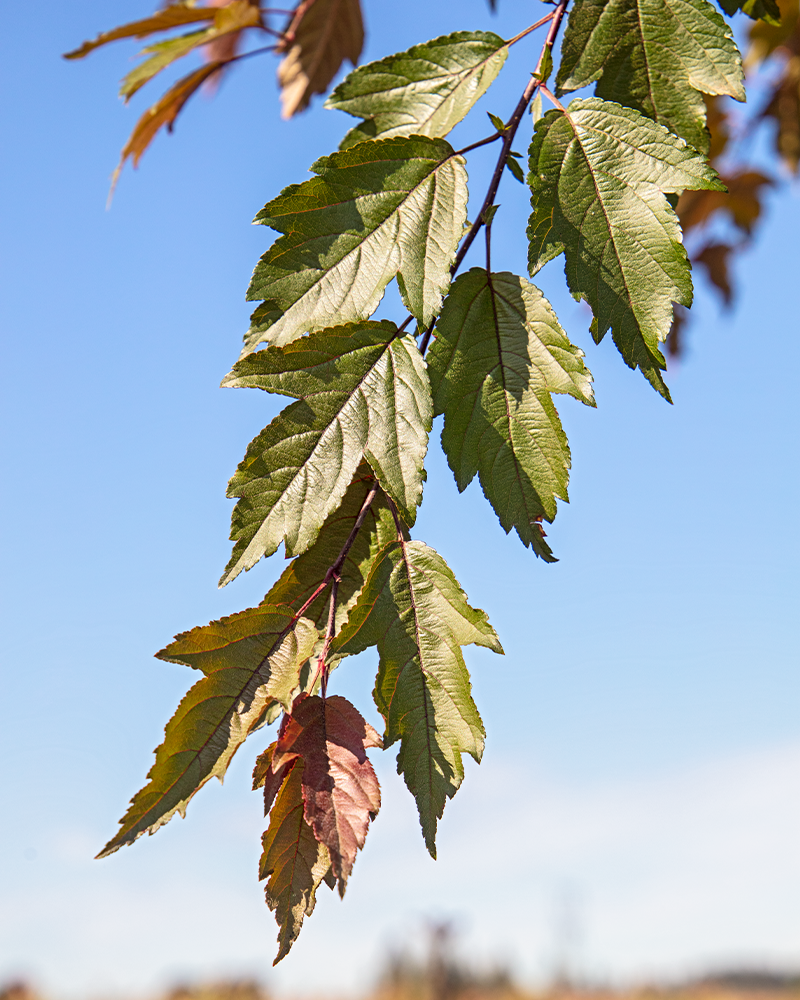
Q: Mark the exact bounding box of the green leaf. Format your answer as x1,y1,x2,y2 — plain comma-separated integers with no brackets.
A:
97,607,318,858
428,269,594,561
333,540,502,856
556,0,745,152
220,322,431,586
487,111,507,132
246,136,469,352
718,0,781,25
506,155,525,183
326,31,509,149
527,98,723,399
259,758,333,964
534,47,553,84
263,464,405,634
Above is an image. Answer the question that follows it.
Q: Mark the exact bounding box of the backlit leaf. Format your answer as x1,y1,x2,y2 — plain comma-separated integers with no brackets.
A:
263,464,406,633
112,60,228,188
221,322,431,585
97,607,318,858
245,136,468,351
428,269,594,561
64,4,220,60
334,540,502,855
277,0,364,118
326,31,508,149
259,759,333,963
272,694,381,888
527,98,723,399
118,1,261,101
718,0,782,25
557,0,745,151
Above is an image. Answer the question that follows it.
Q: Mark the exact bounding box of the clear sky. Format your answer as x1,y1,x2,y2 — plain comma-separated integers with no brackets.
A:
1,1,799,997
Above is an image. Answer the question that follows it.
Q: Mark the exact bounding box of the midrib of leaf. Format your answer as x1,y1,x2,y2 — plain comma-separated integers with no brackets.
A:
247,142,466,350
565,116,671,354
484,270,552,508
634,3,658,122
98,613,317,857
397,535,437,814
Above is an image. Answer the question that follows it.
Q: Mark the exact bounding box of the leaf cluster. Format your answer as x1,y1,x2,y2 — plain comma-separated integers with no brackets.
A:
80,0,790,965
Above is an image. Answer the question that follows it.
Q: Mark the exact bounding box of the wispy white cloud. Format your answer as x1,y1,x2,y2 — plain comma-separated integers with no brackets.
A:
3,742,800,998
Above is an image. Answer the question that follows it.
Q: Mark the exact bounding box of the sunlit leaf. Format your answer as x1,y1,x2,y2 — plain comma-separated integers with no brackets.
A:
527,98,723,399
326,31,508,148
220,322,431,585
97,607,318,857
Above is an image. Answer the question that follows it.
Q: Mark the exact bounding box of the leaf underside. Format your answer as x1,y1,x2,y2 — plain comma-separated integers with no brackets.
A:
272,694,381,888
263,463,405,635
326,30,509,148
259,758,333,963
97,607,318,858
221,322,431,585
277,0,364,118
527,98,723,399
428,269,594,561
245,135,468,352
557,0,745,151
334,540,502,856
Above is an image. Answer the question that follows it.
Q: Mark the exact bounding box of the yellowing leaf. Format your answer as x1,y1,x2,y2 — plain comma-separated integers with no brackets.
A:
97,607,318,858
64,4,220,60
277,0,364,118
259,759,333,963
112,60,227,192
119,1,262,101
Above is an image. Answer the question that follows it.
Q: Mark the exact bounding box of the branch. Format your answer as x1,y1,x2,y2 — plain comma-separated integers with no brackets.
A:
417,0,570,356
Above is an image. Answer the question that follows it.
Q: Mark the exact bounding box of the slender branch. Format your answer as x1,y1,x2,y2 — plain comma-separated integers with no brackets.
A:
288,480,379,627
330,481,380,577
538,84,566,112
485,217,493,275
506,11,557,48
317,576,339,698
454,132,504,157
417,0,570,356
395,314,415,335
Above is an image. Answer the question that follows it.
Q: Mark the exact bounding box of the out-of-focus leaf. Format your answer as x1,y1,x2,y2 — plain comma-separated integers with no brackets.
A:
718,0,782,25
246,136,468,351
118,1,261,101
277,0,364,118
677,169,773,234
326,31,508,148
259,758,332,963
747,0,798,63
97,607,318,858
763,56,800,171
112,60,228,189
64,4,220,60
695,242,735,302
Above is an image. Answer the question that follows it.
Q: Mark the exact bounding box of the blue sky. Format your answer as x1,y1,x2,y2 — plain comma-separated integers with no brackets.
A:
1,1,799,996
